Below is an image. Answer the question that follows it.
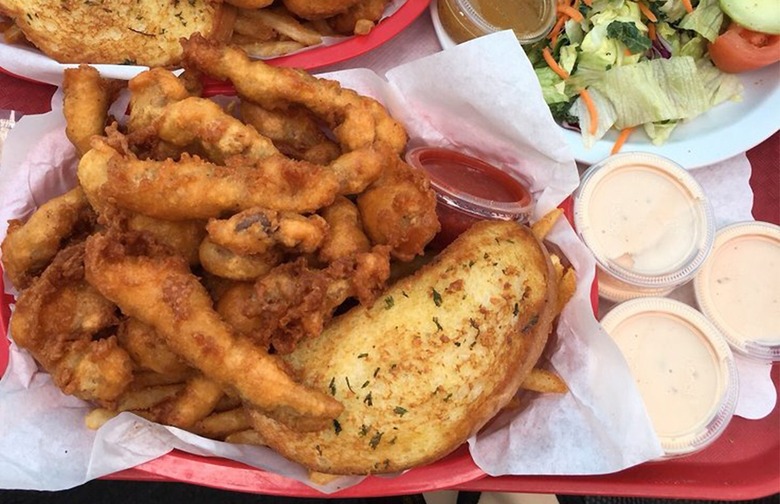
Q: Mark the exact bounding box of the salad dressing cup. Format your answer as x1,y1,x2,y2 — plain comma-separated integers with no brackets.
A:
573,153,715,302
437,0,557,45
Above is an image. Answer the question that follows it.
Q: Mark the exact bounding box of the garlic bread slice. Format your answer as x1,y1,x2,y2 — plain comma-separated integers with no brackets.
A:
251,220,559,474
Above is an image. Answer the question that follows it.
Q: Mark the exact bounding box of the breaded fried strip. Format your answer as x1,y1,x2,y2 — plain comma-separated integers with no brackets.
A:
357,157,440,261
199,237,282,281
154,97,279,164
239,100,340,165
117,318,191,376
83,232,344,427
181,35,407,154
206,208,328,256
1,187,94,289
10,244,132,404
91,142,341,219
63,65,119,156
318,196,371,263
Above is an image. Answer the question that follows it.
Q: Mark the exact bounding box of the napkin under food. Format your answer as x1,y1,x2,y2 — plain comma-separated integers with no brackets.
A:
0,32,663,492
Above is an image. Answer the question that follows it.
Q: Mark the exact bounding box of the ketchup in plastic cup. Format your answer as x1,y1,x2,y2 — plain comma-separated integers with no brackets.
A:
405,146,534,250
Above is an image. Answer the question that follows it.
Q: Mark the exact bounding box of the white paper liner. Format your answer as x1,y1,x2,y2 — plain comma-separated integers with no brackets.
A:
0,31,700,492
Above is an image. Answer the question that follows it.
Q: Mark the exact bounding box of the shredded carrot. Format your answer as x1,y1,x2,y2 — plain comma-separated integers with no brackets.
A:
548,15,566,44
624,47,632,56
638,2,657,22
648,22,657,41
557,4,584,22
611,127,635,154
681,0,694,13
543,47,570,79
579,89,598,135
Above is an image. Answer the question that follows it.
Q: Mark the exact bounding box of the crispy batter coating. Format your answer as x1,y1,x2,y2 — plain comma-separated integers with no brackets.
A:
318,196,371,264
10,244,132,405
245,245,391,353
239,100,341,165
62,65,120,156
357,157,440,261
153,97,279,165
1,187,95,289
83,231,344,427
281,0,363,20
117,317,190,376
206,208,328,256
84,139,341,219
181,35,407,155
199,236,283,281
328,0,390,35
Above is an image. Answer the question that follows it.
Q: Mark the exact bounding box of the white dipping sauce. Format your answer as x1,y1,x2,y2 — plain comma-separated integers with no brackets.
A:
574,153,714,301
695,221,780,362
601,297,738,457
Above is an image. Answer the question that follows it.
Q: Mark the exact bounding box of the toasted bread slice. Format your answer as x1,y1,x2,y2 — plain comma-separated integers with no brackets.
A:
0,0,231,66
250,220,559,474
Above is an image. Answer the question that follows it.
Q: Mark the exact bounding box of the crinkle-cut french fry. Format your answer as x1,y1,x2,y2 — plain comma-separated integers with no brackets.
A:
116,384,184,412
224,429,267,446
191,407,251,439
520,368,568,394
532,208,564,240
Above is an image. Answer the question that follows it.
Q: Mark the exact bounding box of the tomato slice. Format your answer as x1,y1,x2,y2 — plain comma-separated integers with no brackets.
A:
708,24,780,73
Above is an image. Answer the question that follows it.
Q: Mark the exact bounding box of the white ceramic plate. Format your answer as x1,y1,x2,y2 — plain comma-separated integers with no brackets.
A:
430,0,780,169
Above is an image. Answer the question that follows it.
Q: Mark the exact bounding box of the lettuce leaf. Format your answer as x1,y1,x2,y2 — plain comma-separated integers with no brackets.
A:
589,56,710,129
678,0,725,43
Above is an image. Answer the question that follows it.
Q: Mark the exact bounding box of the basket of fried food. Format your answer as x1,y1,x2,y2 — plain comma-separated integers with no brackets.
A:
0,36,575,479
0,0,397,66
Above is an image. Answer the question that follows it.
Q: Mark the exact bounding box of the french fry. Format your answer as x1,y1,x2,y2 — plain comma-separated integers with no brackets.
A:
353,19,376,36
239,8,322,46
191,407,251,439
557,267,577,315
233,15,277,41
520,368,568,394
152,375,225,429
532,208,564,240
224,429,267,446
237,40,306,58
85,408,119,430
116,384,184,412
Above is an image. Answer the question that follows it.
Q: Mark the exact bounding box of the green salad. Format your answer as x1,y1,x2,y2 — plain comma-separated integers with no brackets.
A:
526,0,743,147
